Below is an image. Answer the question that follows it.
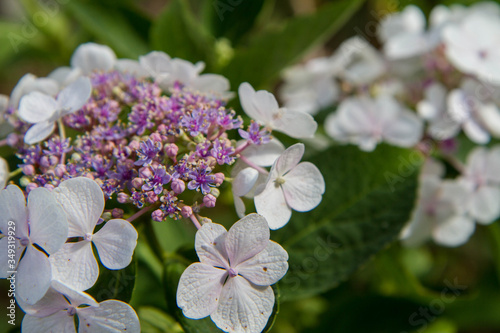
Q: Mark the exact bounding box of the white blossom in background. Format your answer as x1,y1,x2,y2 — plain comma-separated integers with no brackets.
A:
279,56,339,115
177,214,288,333
18,77,92,144
442,12,500,85
238,82,317,138
417,82,461,140
8,73,59,110
254,143,325,230
400,159,474,247
325,95,423,151
232,140,285,217
139,51,232,98
333,36,385,85
49,177,138,291
0,185,68,304
0,157,8,188
19,280,140,333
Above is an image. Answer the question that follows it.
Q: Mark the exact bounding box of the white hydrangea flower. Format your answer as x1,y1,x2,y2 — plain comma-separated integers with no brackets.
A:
18,77,92,144
332,36,385,85
177,214,288,333
232,140,285,218
442,12,500,85
400,159,474,247
238,82,317,139
254,143,325,230
139,51,232,98
18,280,140,333
0,185,68,304
417,82,461,140
9,73,59,110
49,177,138,291
279,56,339,115
71,42,118,75
325,94,423,151
0,157,8,189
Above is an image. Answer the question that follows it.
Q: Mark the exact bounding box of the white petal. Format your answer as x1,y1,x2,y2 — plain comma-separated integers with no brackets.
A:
22,312,76,333
400,207,433,247
57,76,92,114
16,245,52,304
383,110,423,148
432,215,475,247
195,222,229,268
240,139,285,167
139,51,172,76
233,168,259,197
463,119,490,144
71,43,117,75
254,181,292,230
0,185,28,237
486,146,500,183
17,285,69,318
0,157,9,189
18,91,58,123
176,262,227,319
0,237,23,278
234,195,247,218
10,74,59,109
478,103,500,138
92,219,138,269
78,300,140,333
211,276,275,333
53,177,104,236
275,143,304,176
192,74,231,95
238,83,274,124
49,241,98,291
282,162,325,212
48,66,82,87
51,280,99,307
27,187,68,254
470,185,500,224
115,59,148,77
273,109,318,138
237,241,288,286
24,121,56,145
225,214,270,267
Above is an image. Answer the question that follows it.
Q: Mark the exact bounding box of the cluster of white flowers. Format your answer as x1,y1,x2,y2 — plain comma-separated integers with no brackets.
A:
0,41,326,333
280,1,500,247
0,177,139,332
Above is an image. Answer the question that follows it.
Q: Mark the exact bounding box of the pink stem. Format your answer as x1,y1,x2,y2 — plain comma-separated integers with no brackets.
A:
127,204,158,223
233,141,251,155
239,155,269,175
190,214,202,230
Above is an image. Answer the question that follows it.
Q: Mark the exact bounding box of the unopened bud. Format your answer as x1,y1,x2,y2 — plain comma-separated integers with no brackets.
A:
117,192,130,204
164,143,179,159
181,205,193,218
214,172,225,185
22,164,35,176
210,188,220,198
112,208,124,218
151,209,164,222
131,177,143,189
171,179,185,194
54,164,66,178
203,194,216,208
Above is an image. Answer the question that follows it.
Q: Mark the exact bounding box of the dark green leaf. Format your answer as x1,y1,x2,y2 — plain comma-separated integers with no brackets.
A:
64,1,148,58
150,0,217,69
86,255,137,303
138,306,184,333
273,144,420,301
219,0,364,89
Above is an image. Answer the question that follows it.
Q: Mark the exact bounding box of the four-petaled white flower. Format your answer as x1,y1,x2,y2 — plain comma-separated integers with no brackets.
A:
0,157,8,189
254,143,325,230
0,185,68,304
18,280,140,333
49,177,138,291
325,95,423,152
238,82,318,139
177,214,288,333
18,77,92,144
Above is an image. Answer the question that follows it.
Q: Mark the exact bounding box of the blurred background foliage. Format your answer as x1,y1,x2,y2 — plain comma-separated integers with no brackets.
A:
2,0,500,332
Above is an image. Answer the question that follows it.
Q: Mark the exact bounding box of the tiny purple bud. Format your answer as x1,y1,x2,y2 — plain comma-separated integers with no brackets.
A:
181,205,193,218
164,143,179,159
6,133,19,147
171,179,185,194
40,156,51,168
44,184,55,191
151,209,164,222
112,208,124,218
132,177,143,189
117,192,130,203
214,172,225,186
203,194,216,208
49,155,59,166
129,140,140,150
150,132,162,143
26,183,38,193
54,164,66,178
146,191,158,204
22,164,35,176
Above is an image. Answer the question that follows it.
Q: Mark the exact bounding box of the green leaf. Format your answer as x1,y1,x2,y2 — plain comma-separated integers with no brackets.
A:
64,1,148,58
86,256,137,303
0,22,28,67
273,144,420,301
150,0,217,69
163,257,221,332
219,0,364,89
138,306,184,333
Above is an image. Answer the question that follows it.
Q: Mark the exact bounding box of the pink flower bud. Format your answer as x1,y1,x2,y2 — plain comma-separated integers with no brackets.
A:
40,156,51,168
49,156,59,166
203,194,216,208
132,178,143,189
171,179,185,194
214,172,225,185
164,143,179,159
129,140,140,150
150,132,162,143
181,205,193,218
117,192,130,204
26,183,38,193
151,209,164,222
44,184,55,191
146,191,158,204
6,133,19,147
139,167,153,179
22,164,35,176
54,164,67,178
112,208,124,218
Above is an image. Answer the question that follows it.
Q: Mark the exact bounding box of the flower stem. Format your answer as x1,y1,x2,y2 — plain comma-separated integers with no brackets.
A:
234,141,251,155
9,168,22,179
57,119,67,163
239,155,269,175
442,154,465,174
127,203,159,223
190,214,202,230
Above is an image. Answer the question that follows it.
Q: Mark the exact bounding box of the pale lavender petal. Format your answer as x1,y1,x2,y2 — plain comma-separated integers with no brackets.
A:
282,162,325,212
237,241,288,286
78,300,140,333
195,222,229,268
24,121,56,145
16,245,52,305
